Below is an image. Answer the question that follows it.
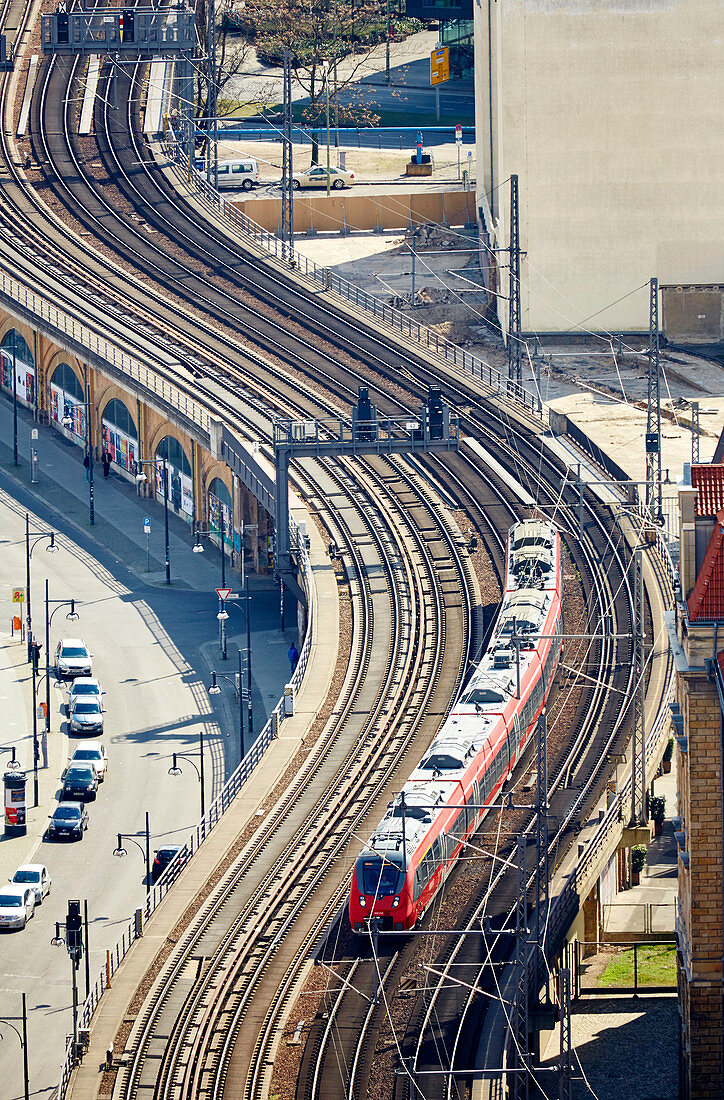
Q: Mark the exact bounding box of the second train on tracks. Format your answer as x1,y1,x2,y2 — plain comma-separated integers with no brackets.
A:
349,518,563,932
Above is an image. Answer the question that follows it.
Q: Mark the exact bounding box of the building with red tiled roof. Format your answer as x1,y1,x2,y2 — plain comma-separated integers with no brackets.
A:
675,463,724,1099
684,466,724,622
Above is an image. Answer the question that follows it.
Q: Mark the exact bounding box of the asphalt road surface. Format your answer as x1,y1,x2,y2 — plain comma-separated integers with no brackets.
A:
0,489,225,1099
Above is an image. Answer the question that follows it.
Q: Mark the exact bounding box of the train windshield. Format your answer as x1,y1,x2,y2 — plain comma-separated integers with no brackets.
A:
358,855,404,897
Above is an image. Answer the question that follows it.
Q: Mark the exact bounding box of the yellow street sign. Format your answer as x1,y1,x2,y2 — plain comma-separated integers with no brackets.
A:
12,588,25,604
430,47,449,87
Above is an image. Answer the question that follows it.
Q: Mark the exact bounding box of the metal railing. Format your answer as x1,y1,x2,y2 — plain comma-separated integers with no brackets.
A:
576,938,677,996
0,268,211,435
163,131,538,415
57,519,313,1098
195,123,476,149
602,901,676,936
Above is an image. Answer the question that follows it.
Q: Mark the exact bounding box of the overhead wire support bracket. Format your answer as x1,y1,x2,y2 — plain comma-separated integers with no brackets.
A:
41,5,195,55
273,386,459,594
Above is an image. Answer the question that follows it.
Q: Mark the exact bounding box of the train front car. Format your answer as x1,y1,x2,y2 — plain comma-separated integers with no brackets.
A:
349,519,563,933
349,800,424,933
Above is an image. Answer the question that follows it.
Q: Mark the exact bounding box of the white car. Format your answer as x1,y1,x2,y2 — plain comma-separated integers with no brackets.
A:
69,699,104,735
55,638,92,679
292,165,355,190
67,677,103,708
0,885,36,930
11,864,51,904
71,741,108,781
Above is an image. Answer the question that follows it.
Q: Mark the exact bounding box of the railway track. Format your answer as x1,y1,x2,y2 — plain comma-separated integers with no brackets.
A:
0,19,674,1100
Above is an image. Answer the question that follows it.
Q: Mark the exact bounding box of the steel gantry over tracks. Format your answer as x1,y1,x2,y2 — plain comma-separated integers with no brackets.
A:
274,387,460,599
41,5,195,55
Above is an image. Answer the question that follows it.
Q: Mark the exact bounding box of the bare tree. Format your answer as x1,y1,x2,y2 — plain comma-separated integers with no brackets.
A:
241,0,398,163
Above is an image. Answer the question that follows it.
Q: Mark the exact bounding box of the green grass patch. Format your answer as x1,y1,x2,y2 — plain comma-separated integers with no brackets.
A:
597,945,677,988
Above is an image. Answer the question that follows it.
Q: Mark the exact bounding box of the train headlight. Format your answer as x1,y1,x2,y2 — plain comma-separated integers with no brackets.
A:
359,896,366,907
392,896,400,908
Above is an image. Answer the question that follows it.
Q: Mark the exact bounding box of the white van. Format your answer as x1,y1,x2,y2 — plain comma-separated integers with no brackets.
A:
195,157,260,191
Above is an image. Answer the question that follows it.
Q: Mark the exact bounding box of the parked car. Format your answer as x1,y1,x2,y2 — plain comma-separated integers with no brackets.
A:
48,802,89,841
60,764,98,801
67,677,103,710
195,156,260,190
11,864,51,904
292,165,355,190
0,885,36,930
151,845,183,883
69,699,104,735
70,742,107,781
55,639,92,679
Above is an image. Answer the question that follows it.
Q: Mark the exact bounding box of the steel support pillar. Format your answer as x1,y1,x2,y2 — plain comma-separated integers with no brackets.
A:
281,50,294,258
691,400,700,465
508,174,522,386
206,0,218,188
558,968,572,1100
645,276,662,521
175,54,195,165
534,711,549,974
512,835,529,1100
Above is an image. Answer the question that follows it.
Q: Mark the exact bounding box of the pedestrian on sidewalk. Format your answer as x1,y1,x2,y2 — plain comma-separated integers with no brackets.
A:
102,450,111,478
83,452,90,481
41,728,48,768
288,642,299,673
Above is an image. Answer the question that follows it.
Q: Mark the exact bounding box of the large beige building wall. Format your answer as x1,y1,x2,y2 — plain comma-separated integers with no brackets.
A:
474,0,724,336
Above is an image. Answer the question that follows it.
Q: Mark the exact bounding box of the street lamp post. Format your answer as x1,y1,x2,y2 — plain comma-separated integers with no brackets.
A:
45,584,78,715
323,59,331,197
25,513,58,663
136,457,170,584
385,0,391,84
112,811,151,885
169,731,205,818
209,661,244,761
31,652,39,806
217,599,228,661
0,746,21,771
192,526,227,589
0,993,30,1100
62,388,94,526
193,527,229,658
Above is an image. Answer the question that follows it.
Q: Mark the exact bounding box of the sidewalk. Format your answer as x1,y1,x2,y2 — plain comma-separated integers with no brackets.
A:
0,394,282,594
0,393,300,769
224,29,474,115
603,760,678,938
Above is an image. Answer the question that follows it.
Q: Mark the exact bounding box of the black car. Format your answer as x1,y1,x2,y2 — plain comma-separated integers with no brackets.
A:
151,845,183,883
60,764,98,802
48,802,89,841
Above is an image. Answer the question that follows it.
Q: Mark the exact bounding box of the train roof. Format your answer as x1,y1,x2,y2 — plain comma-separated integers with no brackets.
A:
508,520,558,583
510,519,555,549
360,520,562,870
363,778,464,858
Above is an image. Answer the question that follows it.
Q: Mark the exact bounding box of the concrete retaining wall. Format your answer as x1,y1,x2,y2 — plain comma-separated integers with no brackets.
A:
231,189,476,235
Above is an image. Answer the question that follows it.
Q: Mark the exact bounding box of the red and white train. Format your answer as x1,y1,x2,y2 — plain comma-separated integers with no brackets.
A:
349,519,563,932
